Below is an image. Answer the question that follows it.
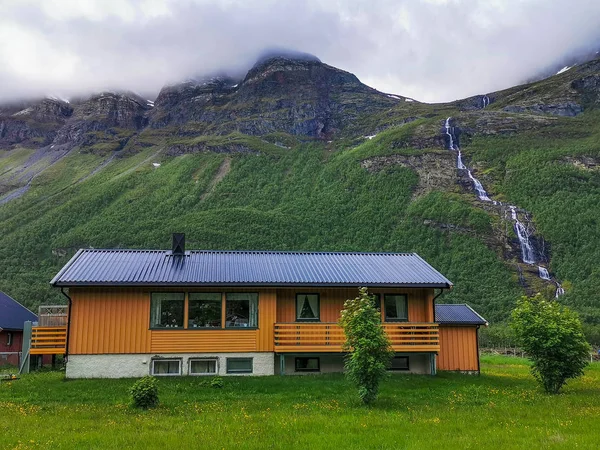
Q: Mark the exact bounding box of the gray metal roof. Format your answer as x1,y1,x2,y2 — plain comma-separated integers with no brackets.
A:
51,249,453,288
0,291,37,330
435,304,487,325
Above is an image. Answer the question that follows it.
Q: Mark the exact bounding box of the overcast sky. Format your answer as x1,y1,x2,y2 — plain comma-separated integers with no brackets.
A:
1,0,599,103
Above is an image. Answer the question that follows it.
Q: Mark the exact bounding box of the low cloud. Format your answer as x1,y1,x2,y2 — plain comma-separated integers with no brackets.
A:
0,0,599,103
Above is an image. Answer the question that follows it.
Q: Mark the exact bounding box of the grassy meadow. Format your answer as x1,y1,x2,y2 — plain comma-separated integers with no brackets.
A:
1,356,599,449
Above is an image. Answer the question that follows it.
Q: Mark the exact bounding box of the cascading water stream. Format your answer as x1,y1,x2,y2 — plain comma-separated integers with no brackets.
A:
444,116,564,296
482,95,489,108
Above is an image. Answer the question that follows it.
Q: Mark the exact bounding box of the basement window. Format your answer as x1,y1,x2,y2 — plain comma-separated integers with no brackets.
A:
384,294,408,322
150,293,185,328
189,358,218,375
389,356,410,371
295,357,320,372
189,293,222,328
226,357,253,374
151,359,182,376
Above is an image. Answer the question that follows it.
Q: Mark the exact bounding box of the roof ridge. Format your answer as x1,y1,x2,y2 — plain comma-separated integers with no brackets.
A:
78,248,418,256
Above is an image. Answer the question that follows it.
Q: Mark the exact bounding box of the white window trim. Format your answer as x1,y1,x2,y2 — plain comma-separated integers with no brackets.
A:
188,357,218,376
151,358,182,376
6,332,12,347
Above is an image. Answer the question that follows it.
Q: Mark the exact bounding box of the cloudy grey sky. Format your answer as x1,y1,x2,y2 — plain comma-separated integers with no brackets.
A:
0,0,599,103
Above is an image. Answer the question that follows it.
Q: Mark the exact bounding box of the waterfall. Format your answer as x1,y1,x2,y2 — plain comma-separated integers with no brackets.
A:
555,283,565,298
482,95,489,108
538,266,551,280
457,149,467,170
467,170,491,202
509,206,536,265
444,117,454,150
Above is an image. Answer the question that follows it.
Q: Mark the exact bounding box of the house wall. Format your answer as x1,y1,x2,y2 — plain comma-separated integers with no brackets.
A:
276,288,434,323
68,287,278,355
437,325,479,372
276,352,432,375
0,330,23,366
66,352,275,378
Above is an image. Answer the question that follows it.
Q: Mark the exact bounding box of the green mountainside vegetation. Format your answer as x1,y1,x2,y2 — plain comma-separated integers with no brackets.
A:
2,54,600,342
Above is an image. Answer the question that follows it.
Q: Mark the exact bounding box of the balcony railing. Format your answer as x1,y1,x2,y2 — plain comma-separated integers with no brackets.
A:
274,322,439,353
30,326,67,355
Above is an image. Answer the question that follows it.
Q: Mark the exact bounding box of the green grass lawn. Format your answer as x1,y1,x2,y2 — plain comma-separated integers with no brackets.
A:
1,356,599,449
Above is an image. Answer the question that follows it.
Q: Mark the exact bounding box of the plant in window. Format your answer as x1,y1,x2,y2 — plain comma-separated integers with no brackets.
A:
130,376,159,409
339,287,393,404
511,294,590,394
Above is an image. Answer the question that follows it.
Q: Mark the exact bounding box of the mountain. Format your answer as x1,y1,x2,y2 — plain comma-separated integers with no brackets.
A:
1,52,600,342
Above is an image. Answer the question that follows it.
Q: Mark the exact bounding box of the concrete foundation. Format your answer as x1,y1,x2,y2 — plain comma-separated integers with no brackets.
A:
66,352,275,378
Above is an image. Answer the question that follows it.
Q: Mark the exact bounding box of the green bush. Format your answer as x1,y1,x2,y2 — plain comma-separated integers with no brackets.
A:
210,376,224,389
339,287,394,404
511,294,591,394
130,376,159,409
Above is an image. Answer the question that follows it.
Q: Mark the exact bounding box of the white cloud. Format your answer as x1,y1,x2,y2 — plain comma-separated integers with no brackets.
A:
0,0,598,103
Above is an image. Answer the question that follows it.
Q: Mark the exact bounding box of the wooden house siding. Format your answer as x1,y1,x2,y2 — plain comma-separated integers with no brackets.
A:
68,287,278,355
437,325,479,371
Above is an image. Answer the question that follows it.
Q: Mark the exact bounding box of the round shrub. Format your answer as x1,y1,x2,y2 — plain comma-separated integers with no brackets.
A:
130,376,159,409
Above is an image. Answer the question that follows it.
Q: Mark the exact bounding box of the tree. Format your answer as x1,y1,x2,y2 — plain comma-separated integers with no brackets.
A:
339,287,394,404
511,294,590,394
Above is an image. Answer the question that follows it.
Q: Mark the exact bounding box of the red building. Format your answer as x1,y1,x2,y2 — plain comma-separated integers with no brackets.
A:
0,292,37,367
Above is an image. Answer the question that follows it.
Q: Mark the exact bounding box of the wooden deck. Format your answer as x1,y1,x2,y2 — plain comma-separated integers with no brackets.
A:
30,326,67,355
274,322,439,353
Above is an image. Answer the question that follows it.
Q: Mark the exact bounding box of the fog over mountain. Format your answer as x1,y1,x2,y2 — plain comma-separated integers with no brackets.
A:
1,0,599,103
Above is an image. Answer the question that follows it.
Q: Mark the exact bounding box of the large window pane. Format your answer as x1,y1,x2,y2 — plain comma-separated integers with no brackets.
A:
189,359,217,375
150,293,185,328
226,293,258,328
384,294,408,322
189,293,222,328
296,294,320,321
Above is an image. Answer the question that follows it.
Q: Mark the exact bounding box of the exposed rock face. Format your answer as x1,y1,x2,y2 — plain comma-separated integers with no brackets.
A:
0,98,72,148
150,56,400,138
503,102,583,117
361,152,455,197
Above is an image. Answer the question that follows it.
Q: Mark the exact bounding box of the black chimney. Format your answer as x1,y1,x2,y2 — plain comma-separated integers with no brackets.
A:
172,233,185,256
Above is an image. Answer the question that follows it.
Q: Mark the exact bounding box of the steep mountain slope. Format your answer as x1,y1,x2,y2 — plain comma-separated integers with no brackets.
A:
1,53,600,340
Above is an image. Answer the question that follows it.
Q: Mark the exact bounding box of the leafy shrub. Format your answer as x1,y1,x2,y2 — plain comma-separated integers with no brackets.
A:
339,287,394,404
511,294,590,394
130,376,159,409
210,376,224,389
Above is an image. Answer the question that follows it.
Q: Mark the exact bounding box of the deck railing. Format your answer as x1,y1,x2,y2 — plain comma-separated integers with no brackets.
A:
30,326,67,355
274,322,439,353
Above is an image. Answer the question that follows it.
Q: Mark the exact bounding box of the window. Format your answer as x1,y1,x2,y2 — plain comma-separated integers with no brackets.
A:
384,294,408,322
189,293,222,328
189,358,218,375
226,358,253,374
151,359,182,376
226,293,258,328
6,332,12,347
295,357,320,372
150,293,185,328
296,294,320,321
389,356,409,371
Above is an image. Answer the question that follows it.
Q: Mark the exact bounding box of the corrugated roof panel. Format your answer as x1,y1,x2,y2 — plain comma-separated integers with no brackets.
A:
51,249,453,288
435,304,487,325
0,291,38,330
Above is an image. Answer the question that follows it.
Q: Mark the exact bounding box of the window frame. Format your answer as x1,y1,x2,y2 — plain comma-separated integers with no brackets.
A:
149,292,186,329
226,357,253,374
383,294,409,322
295,357,320,373
188,292,223,329
389,356,410,371
6,332,13,347
295,293,321,322
225,293,259,329
150,358,182,376
188,358,218,376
